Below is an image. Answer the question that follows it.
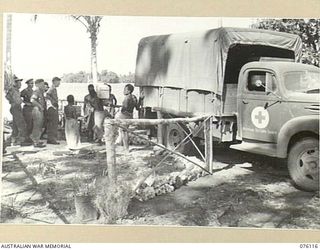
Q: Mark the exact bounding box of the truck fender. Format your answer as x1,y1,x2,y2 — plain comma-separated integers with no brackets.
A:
277,115,319,158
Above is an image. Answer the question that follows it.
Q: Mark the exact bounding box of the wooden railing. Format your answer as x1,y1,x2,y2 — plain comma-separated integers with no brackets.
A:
103,116,214,189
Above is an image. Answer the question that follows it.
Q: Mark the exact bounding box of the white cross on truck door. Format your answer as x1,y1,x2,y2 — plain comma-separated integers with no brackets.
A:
251,106,270,129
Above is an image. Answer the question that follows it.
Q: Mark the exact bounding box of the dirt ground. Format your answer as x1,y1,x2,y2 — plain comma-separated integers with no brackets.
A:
1,140,319,229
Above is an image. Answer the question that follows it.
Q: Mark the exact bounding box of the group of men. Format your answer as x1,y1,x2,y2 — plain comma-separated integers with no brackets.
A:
5,75,139,149
6,76,61,148
83,83,139,145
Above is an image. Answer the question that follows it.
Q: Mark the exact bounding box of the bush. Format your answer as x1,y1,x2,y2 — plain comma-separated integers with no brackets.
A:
253,19,320,67
62,71,90,83
94,177,132,223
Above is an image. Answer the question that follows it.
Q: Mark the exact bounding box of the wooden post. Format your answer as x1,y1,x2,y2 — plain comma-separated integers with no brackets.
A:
204,116,213,173
157,111,164,145
104,120,117,183
122,126,129,152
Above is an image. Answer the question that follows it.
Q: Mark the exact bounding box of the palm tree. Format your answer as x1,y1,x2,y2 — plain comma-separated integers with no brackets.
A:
71,15,103,83
4,14,13,93
32,14,103,83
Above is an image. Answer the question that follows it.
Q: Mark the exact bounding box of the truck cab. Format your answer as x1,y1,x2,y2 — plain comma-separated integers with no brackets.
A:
232,61,320,191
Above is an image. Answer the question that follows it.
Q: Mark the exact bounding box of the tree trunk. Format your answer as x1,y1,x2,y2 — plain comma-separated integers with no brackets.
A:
104,121,117,184
90,33,98,83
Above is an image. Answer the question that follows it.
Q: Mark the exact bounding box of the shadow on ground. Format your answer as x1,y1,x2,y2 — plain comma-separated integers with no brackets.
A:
126,144,319,229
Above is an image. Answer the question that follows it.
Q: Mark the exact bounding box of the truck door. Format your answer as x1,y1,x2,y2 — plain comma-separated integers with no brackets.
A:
238,69,281,142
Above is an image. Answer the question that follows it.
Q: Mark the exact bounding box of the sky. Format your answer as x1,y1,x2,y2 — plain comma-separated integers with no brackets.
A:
5,14,257,81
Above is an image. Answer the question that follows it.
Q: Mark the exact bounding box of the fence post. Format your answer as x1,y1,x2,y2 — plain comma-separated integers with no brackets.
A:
157,111,164,145
204,116,213,173
104,120,117,183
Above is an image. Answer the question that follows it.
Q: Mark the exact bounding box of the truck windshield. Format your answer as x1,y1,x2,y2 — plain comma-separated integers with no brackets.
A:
283,71,320,94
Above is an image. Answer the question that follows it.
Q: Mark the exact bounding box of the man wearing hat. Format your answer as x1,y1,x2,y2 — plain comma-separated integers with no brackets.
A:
40,81,50,139
45,77,61,144
20,79,34,141
30,79,46,148
5,76,31,146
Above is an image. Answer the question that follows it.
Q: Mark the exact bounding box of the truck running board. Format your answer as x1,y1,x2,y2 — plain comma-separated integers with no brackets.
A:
230,141,278,158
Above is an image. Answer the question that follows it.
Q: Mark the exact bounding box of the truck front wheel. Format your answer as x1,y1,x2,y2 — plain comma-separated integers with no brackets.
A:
288,137,319,191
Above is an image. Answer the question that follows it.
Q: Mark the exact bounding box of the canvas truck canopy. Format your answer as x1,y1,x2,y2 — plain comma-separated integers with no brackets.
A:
135,27,302,95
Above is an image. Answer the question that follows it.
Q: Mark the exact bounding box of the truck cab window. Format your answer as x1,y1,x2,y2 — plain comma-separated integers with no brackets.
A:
247,71,267,92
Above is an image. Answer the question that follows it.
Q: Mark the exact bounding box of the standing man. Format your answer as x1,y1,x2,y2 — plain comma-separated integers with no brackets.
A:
45,77,61,144
30,79,46,148
6,76,32,146
83,84,99,142
115,84,138,150
20,79,34,142
119,84,138,119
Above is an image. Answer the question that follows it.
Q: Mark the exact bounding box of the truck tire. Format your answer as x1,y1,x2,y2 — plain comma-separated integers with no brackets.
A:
288,137,319,191
165,123,191,154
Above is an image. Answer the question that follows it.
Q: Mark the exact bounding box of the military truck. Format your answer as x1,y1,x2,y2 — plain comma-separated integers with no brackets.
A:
135,27,320,191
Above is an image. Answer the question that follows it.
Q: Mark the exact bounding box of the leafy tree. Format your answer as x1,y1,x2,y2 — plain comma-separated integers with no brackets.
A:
99,70,120,83
253,19,320,67
119,72,135,83
32,15,103,83
62,71,90,83
62,69,136,83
